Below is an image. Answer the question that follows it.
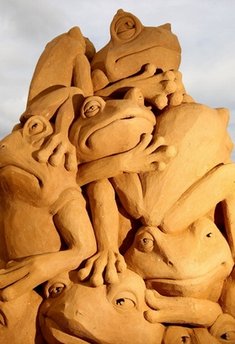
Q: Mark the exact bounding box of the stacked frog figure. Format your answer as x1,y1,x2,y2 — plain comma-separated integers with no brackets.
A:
0,9,234,344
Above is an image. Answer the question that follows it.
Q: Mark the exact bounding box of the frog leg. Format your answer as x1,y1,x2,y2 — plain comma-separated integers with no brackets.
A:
78,179,127,286
0,189,96,301
161,163,235,236
145,289,222,328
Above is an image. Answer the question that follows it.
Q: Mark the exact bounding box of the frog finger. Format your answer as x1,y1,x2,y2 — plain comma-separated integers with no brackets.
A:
90,252,110,286
49,143,66,167
105,252,119,284
144,136,165,155
135,134,153,151
115,254,127,273
65,146,77,171
37,134,61,163
77,255,97,281
0,273,40,302
0,266,29,290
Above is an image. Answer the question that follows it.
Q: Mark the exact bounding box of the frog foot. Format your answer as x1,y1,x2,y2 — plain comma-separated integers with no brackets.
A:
36,132,77,171
77,250,127,287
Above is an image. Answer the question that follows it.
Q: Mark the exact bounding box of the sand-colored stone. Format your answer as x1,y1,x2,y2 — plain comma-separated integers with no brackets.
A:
0,8,234,344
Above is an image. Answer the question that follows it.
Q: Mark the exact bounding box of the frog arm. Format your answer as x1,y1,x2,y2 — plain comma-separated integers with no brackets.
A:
0,189,96,301
78,179,126,286
77,133,176,186
145,289,222,327
161,163,235,234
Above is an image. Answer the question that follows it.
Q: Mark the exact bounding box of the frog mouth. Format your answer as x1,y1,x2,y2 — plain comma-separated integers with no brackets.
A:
82,113,155,150
0,165,43,187
43,317,98,344
145,262,231,290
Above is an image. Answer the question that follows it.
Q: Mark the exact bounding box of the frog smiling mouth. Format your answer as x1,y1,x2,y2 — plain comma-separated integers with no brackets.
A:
43,317,98,344
145,261,232,291
78,109,156,153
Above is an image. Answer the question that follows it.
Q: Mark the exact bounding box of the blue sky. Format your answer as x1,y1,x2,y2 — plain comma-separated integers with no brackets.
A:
0,0,234,156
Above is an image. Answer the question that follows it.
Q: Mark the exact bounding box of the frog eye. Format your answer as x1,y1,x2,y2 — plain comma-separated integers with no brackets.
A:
136,232,154,253
81,97,105,118
113,293,136,310
47,283,66,298
180,336,191,344
220,331,235,341
111,11,142,41
206,232,213,238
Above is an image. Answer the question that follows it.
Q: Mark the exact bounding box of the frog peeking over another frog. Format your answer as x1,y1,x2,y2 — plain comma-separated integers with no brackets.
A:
91,9,181,90
69,87,175,286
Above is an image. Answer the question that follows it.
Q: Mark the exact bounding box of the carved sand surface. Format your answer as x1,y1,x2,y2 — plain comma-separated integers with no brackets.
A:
0,9,234,344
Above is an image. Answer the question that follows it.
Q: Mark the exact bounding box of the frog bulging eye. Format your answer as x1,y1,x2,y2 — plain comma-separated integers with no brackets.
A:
136,232,154,253
111,11,142,41
114,297,136,310
47,283,66,298
181,336,191,344
81,97,105,118
220,331,235,341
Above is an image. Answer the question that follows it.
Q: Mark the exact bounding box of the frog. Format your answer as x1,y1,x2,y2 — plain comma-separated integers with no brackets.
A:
0,114,96,302
69,88,175,286
125,219,234,301
38,269,222,344
39,269,166,344
27,26,95,103
91,9,181,91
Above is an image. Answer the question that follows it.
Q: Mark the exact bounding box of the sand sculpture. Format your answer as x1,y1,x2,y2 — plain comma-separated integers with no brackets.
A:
0,8,234,344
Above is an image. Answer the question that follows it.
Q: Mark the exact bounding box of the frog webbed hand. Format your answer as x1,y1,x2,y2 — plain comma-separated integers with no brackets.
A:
78,249,126,287
144,289,222,327
36,93,80,171
37,131,77,171
153,70,194,110
121,132,177,174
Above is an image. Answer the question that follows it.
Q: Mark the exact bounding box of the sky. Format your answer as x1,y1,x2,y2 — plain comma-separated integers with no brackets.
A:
0,0,235,156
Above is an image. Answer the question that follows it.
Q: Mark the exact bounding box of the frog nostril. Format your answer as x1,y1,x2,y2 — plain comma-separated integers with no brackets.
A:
0,143,6,149
167,260,174,267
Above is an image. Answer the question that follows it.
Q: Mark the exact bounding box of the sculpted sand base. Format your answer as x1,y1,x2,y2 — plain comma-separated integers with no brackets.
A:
0,9,234,344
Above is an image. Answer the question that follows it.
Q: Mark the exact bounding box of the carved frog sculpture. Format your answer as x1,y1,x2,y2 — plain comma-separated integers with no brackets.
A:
39,269,165,344
39,269,222,344
125,219,234,301
69,88,173,286
91,9,181,91
0,115,96,301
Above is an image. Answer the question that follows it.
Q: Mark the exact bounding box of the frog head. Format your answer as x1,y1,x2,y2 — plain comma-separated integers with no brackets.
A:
91,9,181,89
69,88,156,162
39,269,165,344
125,218,234,301
0,115,75,204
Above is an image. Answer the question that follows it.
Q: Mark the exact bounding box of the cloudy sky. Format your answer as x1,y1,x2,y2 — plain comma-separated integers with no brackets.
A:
0,0,234,156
